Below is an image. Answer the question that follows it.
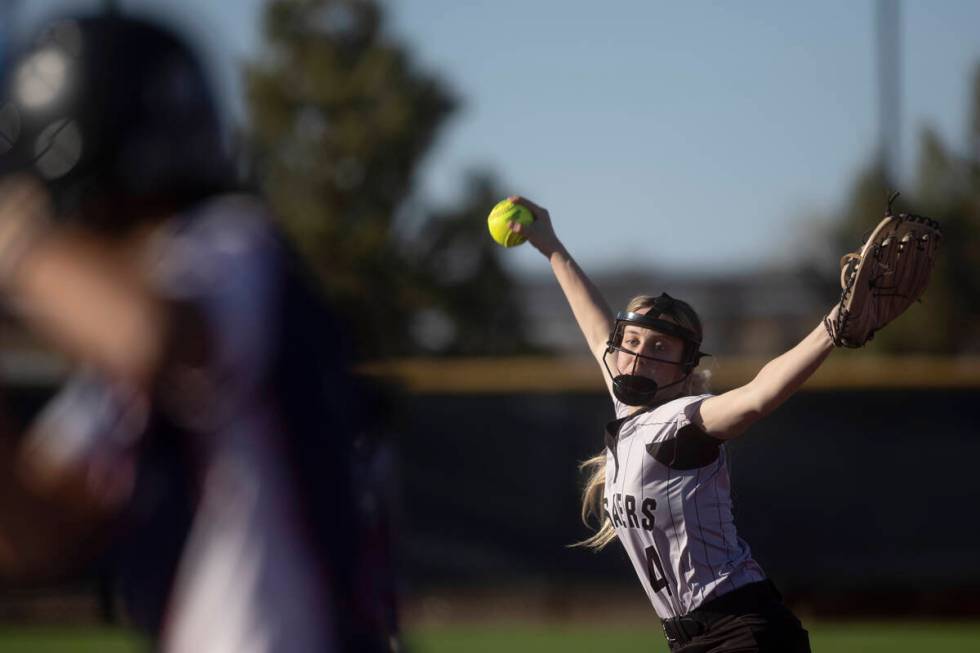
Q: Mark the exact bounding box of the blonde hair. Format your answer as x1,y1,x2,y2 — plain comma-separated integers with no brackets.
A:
575,294,711,551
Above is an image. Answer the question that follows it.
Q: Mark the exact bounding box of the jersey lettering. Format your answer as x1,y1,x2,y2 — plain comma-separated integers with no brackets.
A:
624,494,639,528
611,493,625,527
640,497,656,531
609,492,660,532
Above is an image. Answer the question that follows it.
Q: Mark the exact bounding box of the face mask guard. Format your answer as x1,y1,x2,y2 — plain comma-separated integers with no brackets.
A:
602,294,709,406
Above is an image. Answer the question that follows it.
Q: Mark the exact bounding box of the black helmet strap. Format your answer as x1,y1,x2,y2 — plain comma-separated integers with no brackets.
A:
614,312,699,348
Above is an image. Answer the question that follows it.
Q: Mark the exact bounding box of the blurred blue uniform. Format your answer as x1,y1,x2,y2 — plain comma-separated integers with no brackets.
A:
34,195,388,652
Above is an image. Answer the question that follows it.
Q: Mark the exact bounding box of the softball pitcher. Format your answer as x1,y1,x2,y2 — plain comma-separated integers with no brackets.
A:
510,195,939,652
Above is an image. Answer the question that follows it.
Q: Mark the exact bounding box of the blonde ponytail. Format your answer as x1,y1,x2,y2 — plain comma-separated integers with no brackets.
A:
572,453,617,550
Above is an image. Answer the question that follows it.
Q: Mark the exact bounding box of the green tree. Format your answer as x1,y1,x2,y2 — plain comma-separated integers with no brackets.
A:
245,0,533,357
829,64,980,354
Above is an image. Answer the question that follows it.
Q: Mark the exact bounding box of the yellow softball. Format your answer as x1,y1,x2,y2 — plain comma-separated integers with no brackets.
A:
487,198,534,247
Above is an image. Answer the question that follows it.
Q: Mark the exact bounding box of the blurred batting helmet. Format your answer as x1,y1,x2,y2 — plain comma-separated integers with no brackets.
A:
0,13,235,230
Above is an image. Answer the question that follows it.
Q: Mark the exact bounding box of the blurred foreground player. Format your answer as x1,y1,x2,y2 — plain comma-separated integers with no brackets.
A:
0,13,390,652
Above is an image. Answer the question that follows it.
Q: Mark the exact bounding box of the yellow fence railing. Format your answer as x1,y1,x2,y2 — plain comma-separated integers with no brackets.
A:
358,356,980,394
3,349,977,393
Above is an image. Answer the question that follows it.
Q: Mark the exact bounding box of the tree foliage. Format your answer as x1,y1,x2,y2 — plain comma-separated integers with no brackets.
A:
245,0,533,357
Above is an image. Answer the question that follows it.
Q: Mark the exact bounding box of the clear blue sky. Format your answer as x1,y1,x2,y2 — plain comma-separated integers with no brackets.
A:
9,0,980,275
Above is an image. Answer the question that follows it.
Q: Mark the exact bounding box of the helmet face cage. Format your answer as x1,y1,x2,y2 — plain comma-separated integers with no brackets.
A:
602,295,708,406
607,321,695,373
607,312,703,372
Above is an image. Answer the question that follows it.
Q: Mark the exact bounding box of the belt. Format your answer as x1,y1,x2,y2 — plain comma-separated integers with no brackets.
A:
661,580,781,646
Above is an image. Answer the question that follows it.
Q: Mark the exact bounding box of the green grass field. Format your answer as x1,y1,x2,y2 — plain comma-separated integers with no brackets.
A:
2,622,980,652
0,627,144,653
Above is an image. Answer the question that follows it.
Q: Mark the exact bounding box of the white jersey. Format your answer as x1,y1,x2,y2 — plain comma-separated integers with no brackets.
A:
604,394,766,619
